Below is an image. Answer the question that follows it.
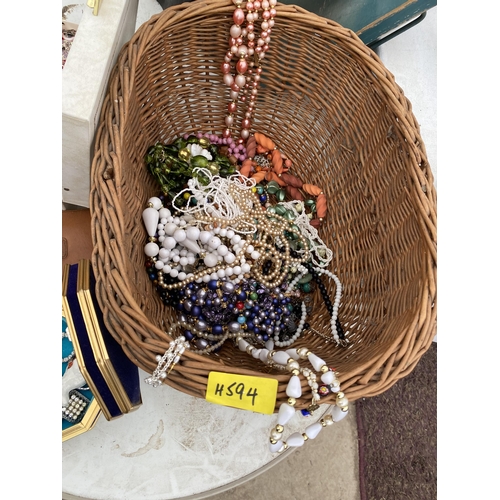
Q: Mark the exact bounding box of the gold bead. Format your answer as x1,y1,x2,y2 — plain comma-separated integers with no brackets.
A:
270,438,277,444
323,414,334,426
287,397,296,406
302,433,309,441
292,369,300,376
321,365,329,373
275,424,284,433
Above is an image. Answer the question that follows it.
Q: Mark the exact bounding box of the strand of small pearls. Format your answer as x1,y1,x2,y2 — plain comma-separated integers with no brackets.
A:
144,195,257,285
175,169,258,224
278,200,333,268
145,189,311,290
181,319,256,354
62,352,75,363
144,326,190,387
285,263,344,346
285,264,308,293
311,267,343,344
62,327,75,363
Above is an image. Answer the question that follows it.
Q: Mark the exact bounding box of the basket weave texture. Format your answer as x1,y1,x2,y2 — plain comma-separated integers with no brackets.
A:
89,0,437,411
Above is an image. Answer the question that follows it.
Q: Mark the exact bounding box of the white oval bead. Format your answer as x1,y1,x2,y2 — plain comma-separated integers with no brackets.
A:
142,207,159,237
185,226,200,241
259,349,270,363
265,339,274,351
321,371,335,384
269,440,283,453
159,207,171,219
272,351,290,366
173,229,187,242
199,231,212,244
305,422,323,439
164,222,178,236
308,353,326,372
286,432,305,447
224,252,236,264
286,375,302,398
330,405,349,422
148,197,162,210
144,242,159,257
204,253,219,268
217,244,229,256
238,338,249,352
277,403,295,425
208,236,221,249
162,237,177,250
285,349,300,360
252,348,261,359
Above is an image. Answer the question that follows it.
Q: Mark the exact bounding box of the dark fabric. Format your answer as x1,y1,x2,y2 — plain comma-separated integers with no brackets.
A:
356,343,437,500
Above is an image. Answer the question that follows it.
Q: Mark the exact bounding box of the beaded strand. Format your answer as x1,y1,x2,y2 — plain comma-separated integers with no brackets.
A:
236,338,349,453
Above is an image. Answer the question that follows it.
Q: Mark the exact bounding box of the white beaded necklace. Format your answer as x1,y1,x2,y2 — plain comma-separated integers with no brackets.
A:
145,327,350,453
236,338,349,452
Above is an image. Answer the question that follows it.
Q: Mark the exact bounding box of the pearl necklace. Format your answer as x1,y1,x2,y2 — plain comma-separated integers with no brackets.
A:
143,176,312,290
62,326,75,363
223,0,277,141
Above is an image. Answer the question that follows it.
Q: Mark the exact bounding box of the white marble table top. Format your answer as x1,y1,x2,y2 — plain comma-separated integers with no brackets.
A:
62,369,331,500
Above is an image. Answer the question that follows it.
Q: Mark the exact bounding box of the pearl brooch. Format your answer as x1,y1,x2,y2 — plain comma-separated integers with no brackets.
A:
62,390,91,424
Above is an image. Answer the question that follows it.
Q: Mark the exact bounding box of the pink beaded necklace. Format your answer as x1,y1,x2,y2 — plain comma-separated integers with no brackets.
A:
222,0,277,143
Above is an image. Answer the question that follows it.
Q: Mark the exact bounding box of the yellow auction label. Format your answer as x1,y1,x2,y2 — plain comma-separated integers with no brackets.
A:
206,371,278,414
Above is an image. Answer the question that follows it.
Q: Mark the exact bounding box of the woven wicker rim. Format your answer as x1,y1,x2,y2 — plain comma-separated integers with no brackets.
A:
89,0,437,411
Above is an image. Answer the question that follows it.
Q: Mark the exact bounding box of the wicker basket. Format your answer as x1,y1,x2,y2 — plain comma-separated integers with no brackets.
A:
89,0,437,411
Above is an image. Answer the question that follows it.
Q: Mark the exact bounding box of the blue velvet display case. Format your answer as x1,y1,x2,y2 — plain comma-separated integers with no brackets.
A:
62,260,142,439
